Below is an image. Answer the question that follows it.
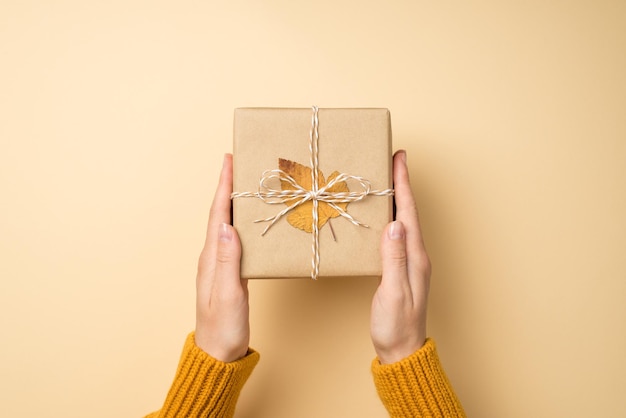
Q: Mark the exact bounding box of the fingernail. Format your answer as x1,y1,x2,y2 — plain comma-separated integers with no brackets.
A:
219,223,233,242
388,220,405,240
398,150,407,164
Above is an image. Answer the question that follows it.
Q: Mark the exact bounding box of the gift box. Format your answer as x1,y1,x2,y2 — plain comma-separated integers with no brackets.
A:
232,107,393,279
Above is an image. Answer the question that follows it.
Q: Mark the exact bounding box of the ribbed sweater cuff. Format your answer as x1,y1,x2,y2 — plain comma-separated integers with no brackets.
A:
371,338,465,418
156,332,260,418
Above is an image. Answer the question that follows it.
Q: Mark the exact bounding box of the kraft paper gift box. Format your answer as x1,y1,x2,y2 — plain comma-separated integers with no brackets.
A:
232,107,393,279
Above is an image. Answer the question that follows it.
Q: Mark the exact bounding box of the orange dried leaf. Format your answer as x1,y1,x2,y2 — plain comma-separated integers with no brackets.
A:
278,158,349,233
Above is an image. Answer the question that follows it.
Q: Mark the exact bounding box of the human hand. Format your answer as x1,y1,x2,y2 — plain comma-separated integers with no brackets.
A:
195,154,250,362
370,150,431,364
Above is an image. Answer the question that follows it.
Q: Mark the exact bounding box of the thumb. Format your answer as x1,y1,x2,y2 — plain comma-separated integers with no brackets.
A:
380,220,410,289
214,223,243,291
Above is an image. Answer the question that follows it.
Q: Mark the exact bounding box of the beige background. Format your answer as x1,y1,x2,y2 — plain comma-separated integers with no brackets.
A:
1,1,624,417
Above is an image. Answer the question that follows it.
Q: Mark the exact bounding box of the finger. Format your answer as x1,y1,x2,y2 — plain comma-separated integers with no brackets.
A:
393,150,427,256
213,223,244,297
393,151,418,226
379,220,411,297
204,154,234,252
392,151,431,297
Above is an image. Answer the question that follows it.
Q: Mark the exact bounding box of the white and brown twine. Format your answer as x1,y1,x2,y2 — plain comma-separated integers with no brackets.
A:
231,106,394,279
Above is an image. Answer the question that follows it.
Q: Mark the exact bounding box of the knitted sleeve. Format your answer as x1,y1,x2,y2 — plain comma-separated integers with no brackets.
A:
145,332,260,418
371,338,466,418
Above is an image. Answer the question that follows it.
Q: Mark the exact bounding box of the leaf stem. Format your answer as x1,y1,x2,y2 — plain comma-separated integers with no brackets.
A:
328,219,337,241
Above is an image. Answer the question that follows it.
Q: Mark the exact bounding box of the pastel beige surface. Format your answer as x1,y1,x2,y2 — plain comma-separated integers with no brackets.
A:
1,1,624,417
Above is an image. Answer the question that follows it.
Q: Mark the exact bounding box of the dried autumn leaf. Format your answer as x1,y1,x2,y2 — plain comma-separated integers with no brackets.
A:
278,158,349,233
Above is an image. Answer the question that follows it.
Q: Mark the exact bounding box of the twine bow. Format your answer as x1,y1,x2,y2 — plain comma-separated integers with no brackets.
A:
231,106,394,279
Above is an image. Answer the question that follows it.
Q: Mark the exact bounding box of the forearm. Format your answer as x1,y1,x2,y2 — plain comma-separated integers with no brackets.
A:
146,332,259,418
372,338,465,418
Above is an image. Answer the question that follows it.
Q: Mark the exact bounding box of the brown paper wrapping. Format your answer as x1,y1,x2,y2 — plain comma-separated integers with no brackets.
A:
233,107,392,279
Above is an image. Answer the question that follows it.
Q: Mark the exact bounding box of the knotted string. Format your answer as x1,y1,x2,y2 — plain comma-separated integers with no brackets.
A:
231,106,394,279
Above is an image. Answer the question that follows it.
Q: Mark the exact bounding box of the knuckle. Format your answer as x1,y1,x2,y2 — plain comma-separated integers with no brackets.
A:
197,251,213,276
413,252,431,277
216,241,240,266
208,204,222,220
386,248,408,269
384,286,409,305
216,248,235,264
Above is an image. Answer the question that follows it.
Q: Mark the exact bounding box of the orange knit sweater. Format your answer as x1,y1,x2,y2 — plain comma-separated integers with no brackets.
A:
146,334,465,417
